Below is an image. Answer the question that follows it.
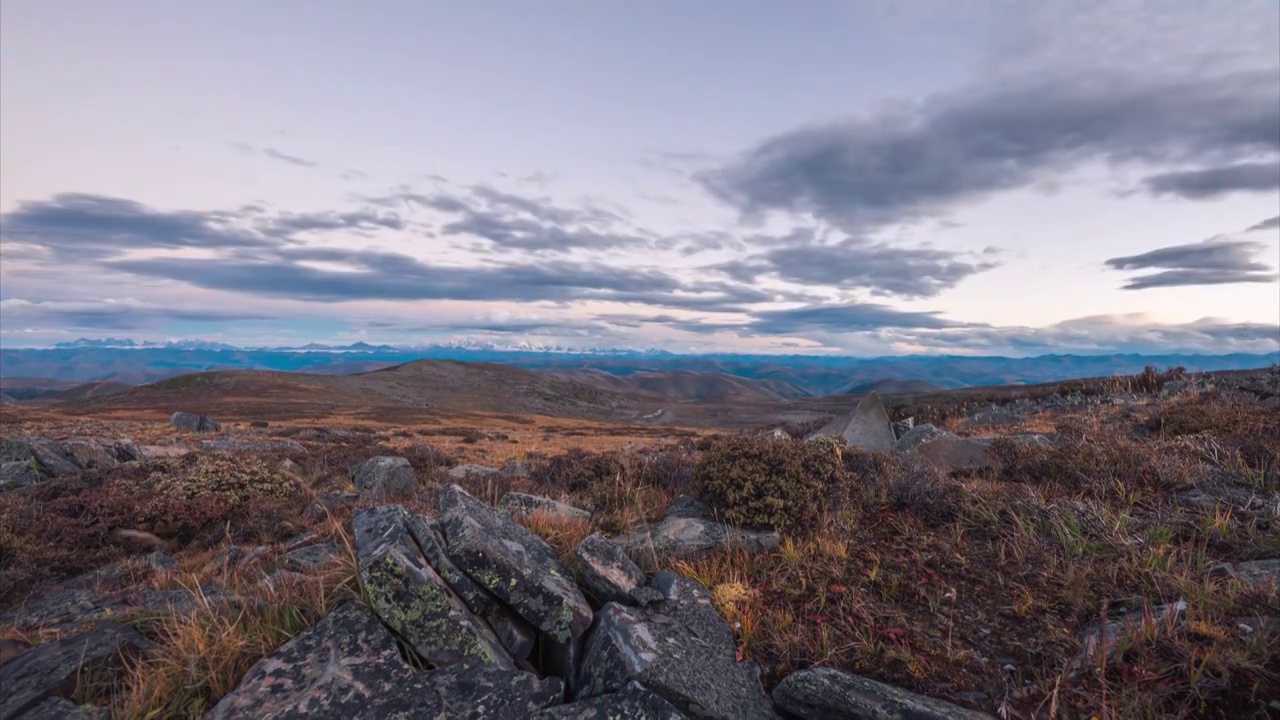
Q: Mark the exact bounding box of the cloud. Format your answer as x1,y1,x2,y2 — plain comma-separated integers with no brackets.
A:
718,230,999,298
748,303,973,334
0,298,272,330
1105,238,1278,289
905,315,1279,355
261,148,319,168
1246,216,1280,232
1143,160,1280,198
698,70,1279,231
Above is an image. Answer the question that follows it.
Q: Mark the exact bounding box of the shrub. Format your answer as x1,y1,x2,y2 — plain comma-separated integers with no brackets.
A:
692,435,845,533
638,445,695,495
529,449,624,495
888,463,961,526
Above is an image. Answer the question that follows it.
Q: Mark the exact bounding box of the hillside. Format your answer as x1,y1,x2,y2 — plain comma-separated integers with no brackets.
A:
838,377,944,396
561,368,808,401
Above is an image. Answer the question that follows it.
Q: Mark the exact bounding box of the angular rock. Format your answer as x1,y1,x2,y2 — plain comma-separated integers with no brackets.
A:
533,681,687,719
350,456,417,502
504,458,531,478
1,438,80,477
407,514,538,660
169,411,220,433
1080,600,1188,661
893,424,949,453
896,425,994,475
807,391,895,452
500,492,592,523
62,439,119,471
446,464,500,480
574,534,646,605
1225,559,1279,592
0,460,42,490
614,497,780,565
280,542,344,573
208,601,562,720
649,571,735,654
15,697,108,719
773,667,992,720
440,485,594,645
0,622,150,720
576,603,777,720
200,439,306,453
352,505,510,668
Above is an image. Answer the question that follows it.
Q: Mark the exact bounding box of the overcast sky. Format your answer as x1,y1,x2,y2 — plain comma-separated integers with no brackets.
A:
2,0,1278,355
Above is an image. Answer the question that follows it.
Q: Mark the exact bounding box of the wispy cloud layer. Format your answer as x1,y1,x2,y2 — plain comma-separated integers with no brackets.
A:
1106,238,1278,289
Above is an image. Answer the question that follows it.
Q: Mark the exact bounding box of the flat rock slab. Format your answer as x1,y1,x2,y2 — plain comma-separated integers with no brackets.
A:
440,484,593,644
773,667,992,720
574,534,646,605
533,681,686,719
353,505,510,668
614,497,779,565
0,622,151,720
576,603,777,720
208,601,563,720
14,697,108,719
350,456,417,502
896,425,994,475
808,391,895,452
499,492,592,523
169,411,220,433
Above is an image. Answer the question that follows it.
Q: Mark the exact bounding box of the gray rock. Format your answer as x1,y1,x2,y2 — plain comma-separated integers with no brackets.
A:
574,534,646,605
350,456,417,502
629,587,666,607
0,622,151,720
169,411,220,433
14,697,107,719
446,464,500,480
499,492,592,523
773,667,992,720
62,439,119,471
893,424,949,453
504,459,531,478
407,514,538,661
200,439,306,454
1080,600,1188,661
1223,559,1279,592
763,428,791,440
892,417,915,440
352,505,511,668
614,497,780,566
648,571,735,654
440,485,593,644
895,426,994,475
208,601,563,720
280,542,344,573
277,458,303,476
1,438,79,477
0,460,42,489
576,603,777,720
532,681,687,719
807,391,896,452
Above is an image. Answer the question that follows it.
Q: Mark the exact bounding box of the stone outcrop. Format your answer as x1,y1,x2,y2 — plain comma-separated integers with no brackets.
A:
207,601,562,720
0,622,150,720
573,534,646,606
352,505,511,668
440,485,593,645
807,391,896,452
350,456,417,501
169,411,220,432
613,495,780,565
773,667,992,720
532,681,687,719
895,424,995,475
499,492,592,523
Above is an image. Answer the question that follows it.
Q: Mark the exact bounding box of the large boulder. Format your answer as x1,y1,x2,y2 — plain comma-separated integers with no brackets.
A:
350,456,417,502
532,681,686,719
1,438,80,477
895,425,994,475
352,505,510,668
208,601,563,720
613,496,780,565
0,460,42,490
0,622,150,720
574,534,646,606
169,411,220,433
807,391,895,452
576,601,776,720
499,492,592,524
772,667,992,720
440,485,593,645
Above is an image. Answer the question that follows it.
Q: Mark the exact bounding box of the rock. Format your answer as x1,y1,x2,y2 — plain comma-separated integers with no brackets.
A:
446,464,500,480
629,587,666,607
14,697,108,719
111,441,142,463
1080,600,1188,661
280,542,343,573
763,428,791,440
648,571,734,653
0,638,31,665
1,438,79,477
208,601,562,720
576,602,776,720
169,411,220,433
499,492,592,524
807,391,896,452
532,681,687,719
574,534,646,605
350,456,417,502
773,667,992,720
895,425,994,475
200,439,306,453
614,496,780,565
505,458,531,478
440,485,593,645
62,439,119,471
1223,559,1279,592
0,460,42,489
0,622,151,720
892,417,915,440
277,458,303,476
407,514,538,661
352,505,511,668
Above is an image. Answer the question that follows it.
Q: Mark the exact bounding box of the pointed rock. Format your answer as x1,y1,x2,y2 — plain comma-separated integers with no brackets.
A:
208,602,563,720
352,505,510,668
808,391,895,452
440,485,593,644
773,667,992,720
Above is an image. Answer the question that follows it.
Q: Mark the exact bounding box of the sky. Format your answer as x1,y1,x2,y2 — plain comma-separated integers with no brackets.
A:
1,0,1278,355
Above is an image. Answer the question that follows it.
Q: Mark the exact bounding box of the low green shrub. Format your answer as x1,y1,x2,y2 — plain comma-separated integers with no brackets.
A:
692,435,845,533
